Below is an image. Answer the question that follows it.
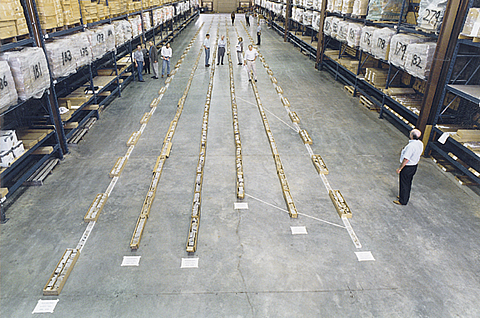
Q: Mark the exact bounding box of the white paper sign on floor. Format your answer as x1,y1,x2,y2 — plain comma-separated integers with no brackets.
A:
355,251,375,261
290,226,308,235
181,258,199,268
32,299,59,314
234,202,249,210
121,256,141,266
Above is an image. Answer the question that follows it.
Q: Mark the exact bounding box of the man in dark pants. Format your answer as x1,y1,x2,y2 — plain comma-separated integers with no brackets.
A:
394,129,424,205
256,22,261,45
231,11,235,25
245,11,250,26
133,45,145,82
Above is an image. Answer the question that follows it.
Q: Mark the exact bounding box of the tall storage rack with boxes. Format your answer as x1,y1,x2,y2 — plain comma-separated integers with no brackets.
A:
256,0,480,186
0,0,199,214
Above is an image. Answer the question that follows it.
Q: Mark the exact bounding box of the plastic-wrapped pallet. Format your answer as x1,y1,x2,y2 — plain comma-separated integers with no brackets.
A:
143,12,151,30
103,24,115,53
417,0,447,32
336,20,349,42
352,0,368,16
312,11,320,31
359,26,378,53
324,16,334,36
461,8,480,37
326,0,334,12
45,37,77,79
342,0,354,14
129,15,142,38
87,27,107,61
69,31,92,69
304,0,314,8
0,61,18,113
404,42,436,80
333,0,343,13
371,27,395,60
0,47,50,101
331,17,341,38
346,23,362,47
304,10,313,26
388,34,426,68
366,0,403,21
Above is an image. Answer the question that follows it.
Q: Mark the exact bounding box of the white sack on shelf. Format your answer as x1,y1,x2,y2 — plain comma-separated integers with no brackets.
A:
87,27,107,61
336,20,349,42
352,0,369,16
0,61,18,113
371,27,395,60
45,37,77,79
359,26,377,53
103,24,115,53
346,23,363,47
0,47,50,101
330,17,342,38
69,32,92,69
324,16,334,36
417,0,447,32
388,33,426,68
404,42,437,80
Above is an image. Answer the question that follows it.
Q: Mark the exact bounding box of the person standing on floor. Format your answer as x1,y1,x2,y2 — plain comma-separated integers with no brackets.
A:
394,129,424,206
256,22,261,45
204,34,210,67
236,37,243,65
245,11,250,26
217,35,226,65
149,41,159,79
161,42,172,78
243,44,258,82
142,44,150,75
133,45,145,82
231,11,235,25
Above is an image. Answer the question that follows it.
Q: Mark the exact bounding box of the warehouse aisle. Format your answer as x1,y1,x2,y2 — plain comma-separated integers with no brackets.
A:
2,13,480,317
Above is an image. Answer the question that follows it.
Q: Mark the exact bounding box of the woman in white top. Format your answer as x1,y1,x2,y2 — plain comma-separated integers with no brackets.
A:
161,43,172,78
236,37,243,65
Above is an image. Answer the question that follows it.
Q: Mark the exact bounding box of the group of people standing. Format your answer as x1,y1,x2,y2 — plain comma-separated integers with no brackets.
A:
133,42,173,82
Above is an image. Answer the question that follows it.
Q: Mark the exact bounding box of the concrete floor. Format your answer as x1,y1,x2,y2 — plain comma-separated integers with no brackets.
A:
2,14,480,317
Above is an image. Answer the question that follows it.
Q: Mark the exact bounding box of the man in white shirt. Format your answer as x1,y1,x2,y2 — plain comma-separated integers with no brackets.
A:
256,22,261,45
161,42,172,78
243,44,258,82
394,129,424,205
203,34,210,67
217,35,226,65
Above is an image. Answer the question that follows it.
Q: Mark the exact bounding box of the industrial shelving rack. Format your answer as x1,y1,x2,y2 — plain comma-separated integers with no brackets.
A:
258,0,480,186
0,0,199,211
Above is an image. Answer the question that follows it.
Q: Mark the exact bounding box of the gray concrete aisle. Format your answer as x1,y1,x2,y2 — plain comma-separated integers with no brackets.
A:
1,13,480,318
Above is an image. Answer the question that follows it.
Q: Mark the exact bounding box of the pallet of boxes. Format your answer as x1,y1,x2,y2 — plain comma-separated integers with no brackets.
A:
0,0,29,43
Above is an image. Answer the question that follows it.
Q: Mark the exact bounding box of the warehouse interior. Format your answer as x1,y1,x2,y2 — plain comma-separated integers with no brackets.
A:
1,0,480,317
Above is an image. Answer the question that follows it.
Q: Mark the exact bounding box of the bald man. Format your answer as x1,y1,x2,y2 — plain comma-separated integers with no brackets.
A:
394,129,424,206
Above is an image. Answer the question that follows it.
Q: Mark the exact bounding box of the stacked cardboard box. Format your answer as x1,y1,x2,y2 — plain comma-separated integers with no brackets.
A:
0,0,29,39
80,0,98,22
35,0,63,30
61,0,81,26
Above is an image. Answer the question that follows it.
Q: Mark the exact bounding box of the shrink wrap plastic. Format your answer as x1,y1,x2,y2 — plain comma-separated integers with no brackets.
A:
129,15,142,38
336,20,349,42
143,12,151,30
371,27,395,60
417,0,447,32
304,10,313,26
103,24,115,53
461,8,480,37
0,61,18,113
45,37,77,79
346,23,363,47
312,11,320,31
113,20,132,46
359,26,377,53
404,42,436,80
324,16,333,36
367,0,403,21
327,0,334,12
70,32,92,69
0,47,50,101
330,17,341,38
388,34,425,68
87,27,106,60
333,0,343,13
353,0,369,16
153,8,165,26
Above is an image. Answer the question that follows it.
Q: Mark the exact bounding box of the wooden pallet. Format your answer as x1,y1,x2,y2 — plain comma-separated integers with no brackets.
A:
344,85,355,96
24,158,59,186
459,34,480,43
455,175,478,186
360,95,379,111
0,34,29,47
43,22,82,35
